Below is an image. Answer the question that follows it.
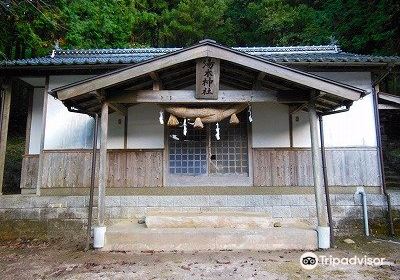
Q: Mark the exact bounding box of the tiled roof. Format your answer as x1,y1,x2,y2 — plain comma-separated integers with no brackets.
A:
1,45,399,68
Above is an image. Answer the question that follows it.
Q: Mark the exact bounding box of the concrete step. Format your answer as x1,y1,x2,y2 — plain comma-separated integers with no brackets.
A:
145,211,311,229
103,221,318,252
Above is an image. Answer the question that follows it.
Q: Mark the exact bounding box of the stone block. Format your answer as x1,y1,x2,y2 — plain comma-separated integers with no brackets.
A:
171,196,192,207
65,196,87,208
298,195,316,206
137,196,160,207
308,206,317,218
39,208,59,220
333,194,355,206
158,196,175,207
105,196,121,207
367,194,386,206
227,195,246,207
105,207,121,219
20,209,40,220
31,196,66,208
1,195,32,209
208,195,227,207
389,193,400,206
245,195,263,207
189,196,209,207
281,195,300,206
263,195,282,206
0,209,22,220
272,206,291,218
290,206,310,218
120,207,140,219
120,196,138,207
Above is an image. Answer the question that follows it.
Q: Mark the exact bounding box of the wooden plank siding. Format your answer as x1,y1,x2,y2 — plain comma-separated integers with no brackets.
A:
253,147,380,187
20,155,39,190
21,147,379,190
37,149,163,189
108,150,163,188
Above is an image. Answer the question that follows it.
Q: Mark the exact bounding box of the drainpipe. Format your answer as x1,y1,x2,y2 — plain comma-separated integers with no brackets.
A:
355,187,370,236
85,113,99,251
65,104,100,250
318,107,350,247
318,115,334,246
371,73,395,236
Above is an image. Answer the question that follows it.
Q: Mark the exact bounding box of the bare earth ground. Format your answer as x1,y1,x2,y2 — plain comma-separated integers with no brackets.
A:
0,236,399,280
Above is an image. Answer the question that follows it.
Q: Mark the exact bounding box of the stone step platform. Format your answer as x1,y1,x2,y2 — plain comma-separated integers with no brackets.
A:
103,220,318,252
145,211,312,229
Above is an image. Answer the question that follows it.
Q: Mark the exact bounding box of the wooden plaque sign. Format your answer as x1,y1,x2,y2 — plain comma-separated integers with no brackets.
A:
195,57,220,100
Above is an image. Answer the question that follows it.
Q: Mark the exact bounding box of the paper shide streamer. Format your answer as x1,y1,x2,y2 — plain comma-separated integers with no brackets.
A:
215,123,220,140
159,110,164,125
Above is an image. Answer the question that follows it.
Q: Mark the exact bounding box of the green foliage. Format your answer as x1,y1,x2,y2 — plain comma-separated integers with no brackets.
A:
3,136,24,194
61,0,139,49
316,0,400,55
0,0,399,58
160,0,235,46
246,0,329,46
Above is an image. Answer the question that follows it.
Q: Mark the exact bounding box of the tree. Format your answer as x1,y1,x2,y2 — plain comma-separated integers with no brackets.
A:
61,0,139,49
160,0,235,46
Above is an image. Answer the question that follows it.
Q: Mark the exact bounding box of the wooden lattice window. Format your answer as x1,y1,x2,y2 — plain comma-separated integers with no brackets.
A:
168,111,248,176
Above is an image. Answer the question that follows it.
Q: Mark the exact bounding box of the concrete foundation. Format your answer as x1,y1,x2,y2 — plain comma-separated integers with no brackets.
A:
0,192,399,244
103,221,318,252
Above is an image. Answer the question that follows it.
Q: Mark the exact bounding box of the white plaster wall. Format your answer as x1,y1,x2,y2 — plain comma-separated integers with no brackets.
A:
28,88,45,154
252,103,290,148
292,110,312,147
309,72,377,147
127,104,164,149
44,75,95,149
108,112,125,149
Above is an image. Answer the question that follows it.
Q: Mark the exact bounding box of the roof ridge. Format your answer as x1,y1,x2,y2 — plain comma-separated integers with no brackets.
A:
53,44,341,57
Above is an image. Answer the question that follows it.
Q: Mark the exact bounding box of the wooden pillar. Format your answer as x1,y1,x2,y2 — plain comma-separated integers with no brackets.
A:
0,82,12,194
36,77,49,196
98,102,108,226
308,99,330,248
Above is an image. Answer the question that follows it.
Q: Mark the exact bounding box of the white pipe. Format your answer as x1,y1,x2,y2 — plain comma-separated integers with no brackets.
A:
355,187,370,236
93,226,106,249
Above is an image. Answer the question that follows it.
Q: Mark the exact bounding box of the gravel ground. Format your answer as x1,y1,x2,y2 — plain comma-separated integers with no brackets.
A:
0,236,399,280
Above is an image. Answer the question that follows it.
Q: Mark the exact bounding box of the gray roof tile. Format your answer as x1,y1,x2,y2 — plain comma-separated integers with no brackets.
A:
1,45,399,68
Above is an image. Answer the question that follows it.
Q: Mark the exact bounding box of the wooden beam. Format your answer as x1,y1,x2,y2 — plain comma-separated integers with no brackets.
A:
24,87,34,155
98,102,108,227
158,65,195,80
260,79,293,91
163,73,195,88
123,80,153,91
289,103,308,114
378,92,400,105
35,76,49,195
278,91,310,103
378,103,400,110
253,72,266,90
108,103,127,116
0,82,11,194
150,71,162,90
108,90,280,104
